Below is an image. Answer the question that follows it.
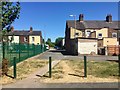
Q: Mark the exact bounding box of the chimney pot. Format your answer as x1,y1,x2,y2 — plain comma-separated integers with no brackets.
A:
79,14,84,22
11,26,14,32
30,27,33,32
106,14,112,22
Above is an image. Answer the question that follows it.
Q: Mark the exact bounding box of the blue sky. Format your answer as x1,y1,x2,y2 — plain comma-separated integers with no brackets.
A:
12,2,118,42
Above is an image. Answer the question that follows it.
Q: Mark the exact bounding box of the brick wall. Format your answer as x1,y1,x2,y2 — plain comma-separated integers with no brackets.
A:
107,45,120,55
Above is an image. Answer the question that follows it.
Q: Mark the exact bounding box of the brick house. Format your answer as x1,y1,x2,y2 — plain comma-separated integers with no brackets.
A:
7,27,43,45
65,14,120,55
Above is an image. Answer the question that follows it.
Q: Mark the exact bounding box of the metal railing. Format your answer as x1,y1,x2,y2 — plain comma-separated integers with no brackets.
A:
1,42,47,67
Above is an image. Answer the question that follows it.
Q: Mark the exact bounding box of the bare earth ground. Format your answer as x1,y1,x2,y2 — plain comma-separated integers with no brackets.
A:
39,60,118,83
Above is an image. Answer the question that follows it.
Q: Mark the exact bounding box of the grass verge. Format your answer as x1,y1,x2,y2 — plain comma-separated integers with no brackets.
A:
66,60,119,79
1,59,48,85
40,60,119,83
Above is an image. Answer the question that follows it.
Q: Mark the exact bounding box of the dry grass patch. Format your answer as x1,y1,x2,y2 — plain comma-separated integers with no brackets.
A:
67,60,119,79
40,60,119,83
42,61,64,80
1,59,48,85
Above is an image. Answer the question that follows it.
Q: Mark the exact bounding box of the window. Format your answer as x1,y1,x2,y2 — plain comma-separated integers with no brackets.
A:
98,33,102,36
112,33,117,38
75,33,79,37
24,37,27,42
86,31,90,37
98,33,102,39
75,33,79,36
32,37,35,43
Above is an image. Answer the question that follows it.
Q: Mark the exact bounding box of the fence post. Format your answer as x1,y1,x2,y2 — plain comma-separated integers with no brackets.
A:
19,43,20,61
84,56,87,78
44,44,46,51
49,56,52,78
13,57,16,79
41,45,42,53
118,55,120,77
3,42,5,59
28,44,29,57
45,44,46,51
34,44,35,55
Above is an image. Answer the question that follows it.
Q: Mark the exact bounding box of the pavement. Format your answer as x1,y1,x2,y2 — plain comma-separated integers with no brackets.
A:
2,49,120,88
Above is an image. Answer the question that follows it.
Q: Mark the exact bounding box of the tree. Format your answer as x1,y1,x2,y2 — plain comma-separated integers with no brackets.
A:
2,2,20,31
0,2,21,42
46,38,55,47
1,2,21,75
55,37,64,48
46,38,51,44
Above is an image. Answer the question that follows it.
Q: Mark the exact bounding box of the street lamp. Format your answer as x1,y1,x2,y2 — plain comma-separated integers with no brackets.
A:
69,14,78,55
69,14,76,38
43,25,46,51
40,24,46,51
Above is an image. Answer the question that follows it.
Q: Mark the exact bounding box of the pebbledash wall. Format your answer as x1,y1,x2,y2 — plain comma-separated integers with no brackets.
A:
70,27,83,39
8,35,42,45
29,36,41,45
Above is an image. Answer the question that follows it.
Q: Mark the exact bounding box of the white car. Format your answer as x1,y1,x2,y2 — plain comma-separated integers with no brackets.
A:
46,44,49,50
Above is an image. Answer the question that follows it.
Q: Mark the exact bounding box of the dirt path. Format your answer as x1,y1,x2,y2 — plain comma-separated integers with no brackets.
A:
59,61,76,82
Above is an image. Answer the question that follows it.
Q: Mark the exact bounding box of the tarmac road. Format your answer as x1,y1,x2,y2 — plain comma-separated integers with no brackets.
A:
36,49,118,61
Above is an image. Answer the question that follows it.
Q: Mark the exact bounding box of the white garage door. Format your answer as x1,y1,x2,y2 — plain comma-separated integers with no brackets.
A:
78,42,97,54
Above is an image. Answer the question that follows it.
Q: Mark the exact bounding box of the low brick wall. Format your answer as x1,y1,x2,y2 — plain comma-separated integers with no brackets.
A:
107,45,120,56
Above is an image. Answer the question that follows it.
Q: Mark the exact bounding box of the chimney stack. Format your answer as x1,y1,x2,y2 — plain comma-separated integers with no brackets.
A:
106,14,112,22
79,14,84,22
11,26,14,32
30,27,33,32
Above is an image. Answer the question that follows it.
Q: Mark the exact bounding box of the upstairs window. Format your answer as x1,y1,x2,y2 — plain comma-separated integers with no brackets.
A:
24,37,27,42
32,37,35,43
86,31,90,37
75,33,79,37
112,33,117,38
98,33,102,39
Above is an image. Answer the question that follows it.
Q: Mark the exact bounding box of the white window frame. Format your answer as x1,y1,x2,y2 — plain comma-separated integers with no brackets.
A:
112,33,117,38
32,37,35,43
98,33,102,39
24,37,27,42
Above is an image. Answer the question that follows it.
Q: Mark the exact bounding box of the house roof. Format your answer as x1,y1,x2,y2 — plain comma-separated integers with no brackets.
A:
66,20,85,30
66,20,120,30
7,30,42,36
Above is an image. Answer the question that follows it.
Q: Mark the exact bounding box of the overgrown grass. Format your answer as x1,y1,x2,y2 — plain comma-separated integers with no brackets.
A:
66,60,119,78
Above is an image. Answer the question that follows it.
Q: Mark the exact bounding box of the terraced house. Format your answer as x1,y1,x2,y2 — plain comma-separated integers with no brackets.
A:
7,27,43,45
65,14,120,55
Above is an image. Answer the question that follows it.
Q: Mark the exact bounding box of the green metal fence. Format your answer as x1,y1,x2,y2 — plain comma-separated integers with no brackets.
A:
0,42,2,67
2,42,47,67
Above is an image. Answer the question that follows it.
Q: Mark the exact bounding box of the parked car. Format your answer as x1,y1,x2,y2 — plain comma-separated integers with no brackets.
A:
54,46,60,50
46,44,49,50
